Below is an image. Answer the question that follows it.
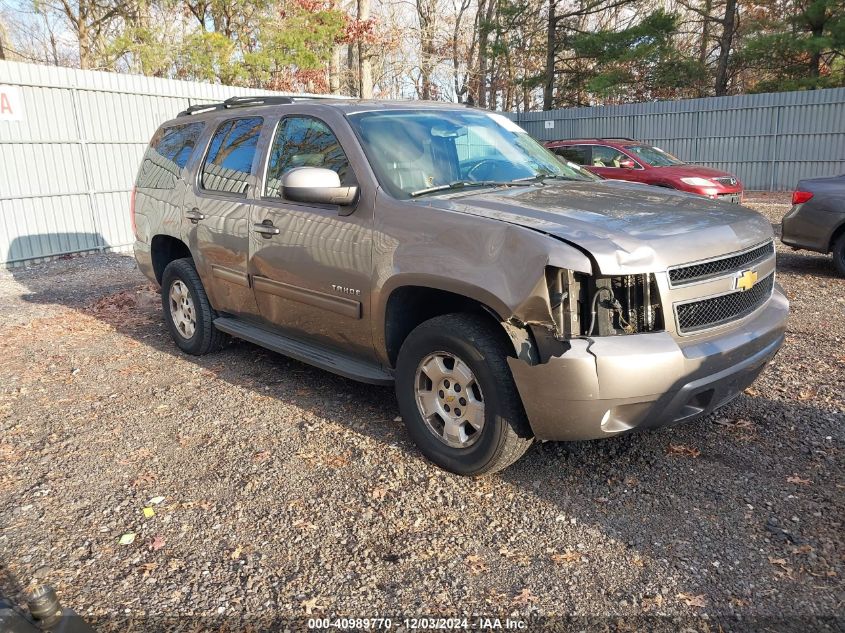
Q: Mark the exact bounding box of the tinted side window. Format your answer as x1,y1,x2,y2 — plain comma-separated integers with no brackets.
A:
137,122,205,189
553,145,589,165
201,117,263,194
265,117,353,198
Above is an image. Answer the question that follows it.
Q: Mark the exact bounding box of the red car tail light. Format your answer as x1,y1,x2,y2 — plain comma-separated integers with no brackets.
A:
792,190,813,205
130,186,138,238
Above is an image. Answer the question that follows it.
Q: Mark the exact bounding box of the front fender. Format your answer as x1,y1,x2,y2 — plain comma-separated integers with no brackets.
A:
371,193,592,365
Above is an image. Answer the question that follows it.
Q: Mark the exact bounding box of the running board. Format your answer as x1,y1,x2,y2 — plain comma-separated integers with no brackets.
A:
213,317,394,386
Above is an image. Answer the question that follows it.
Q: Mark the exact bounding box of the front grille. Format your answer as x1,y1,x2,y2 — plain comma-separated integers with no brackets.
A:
669,242,774,285
713,176,737,186
676,273,774,333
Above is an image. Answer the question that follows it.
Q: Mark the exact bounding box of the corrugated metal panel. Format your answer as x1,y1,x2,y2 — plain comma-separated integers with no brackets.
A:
0,60,287,266
509,87,845,191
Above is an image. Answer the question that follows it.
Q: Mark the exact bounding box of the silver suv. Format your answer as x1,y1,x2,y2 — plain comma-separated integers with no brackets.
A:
132,96,789,475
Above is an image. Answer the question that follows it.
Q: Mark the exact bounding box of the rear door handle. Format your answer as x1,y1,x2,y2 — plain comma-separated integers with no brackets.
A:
186,209,205,223
253,222,280,236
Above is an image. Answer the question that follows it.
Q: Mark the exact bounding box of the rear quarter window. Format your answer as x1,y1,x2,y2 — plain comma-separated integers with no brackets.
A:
136,122,205,189
201,117,263,194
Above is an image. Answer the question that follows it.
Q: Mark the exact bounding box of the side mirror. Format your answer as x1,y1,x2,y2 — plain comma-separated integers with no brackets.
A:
282,167,358,207
618,159,637,170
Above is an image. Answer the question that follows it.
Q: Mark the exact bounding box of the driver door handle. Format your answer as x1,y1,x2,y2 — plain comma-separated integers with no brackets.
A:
253,222,280,236
186,209,205,223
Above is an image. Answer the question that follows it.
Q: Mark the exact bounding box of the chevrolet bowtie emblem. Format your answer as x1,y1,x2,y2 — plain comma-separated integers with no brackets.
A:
735,269,758,292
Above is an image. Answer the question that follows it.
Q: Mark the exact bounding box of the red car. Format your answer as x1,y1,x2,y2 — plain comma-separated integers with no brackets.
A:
545,138,744,203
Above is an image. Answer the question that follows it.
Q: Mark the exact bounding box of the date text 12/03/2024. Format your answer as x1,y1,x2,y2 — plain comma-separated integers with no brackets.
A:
307,617,528,630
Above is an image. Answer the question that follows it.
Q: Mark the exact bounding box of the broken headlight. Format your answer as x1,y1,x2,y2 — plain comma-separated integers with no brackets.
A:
547,269,664,337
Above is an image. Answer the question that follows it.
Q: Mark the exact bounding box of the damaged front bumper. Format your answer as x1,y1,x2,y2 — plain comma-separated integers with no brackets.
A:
507,285,789,441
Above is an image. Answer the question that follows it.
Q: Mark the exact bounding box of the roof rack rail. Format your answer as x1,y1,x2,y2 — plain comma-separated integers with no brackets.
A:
177,93,352,117
598,136,636,141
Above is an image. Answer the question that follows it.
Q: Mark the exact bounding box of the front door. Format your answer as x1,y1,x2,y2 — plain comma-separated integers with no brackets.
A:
586,144,645,183
183,116,264,318
249,113,375,360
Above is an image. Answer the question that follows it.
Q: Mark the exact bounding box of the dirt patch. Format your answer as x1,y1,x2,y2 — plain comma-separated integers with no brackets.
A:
0,204,842,628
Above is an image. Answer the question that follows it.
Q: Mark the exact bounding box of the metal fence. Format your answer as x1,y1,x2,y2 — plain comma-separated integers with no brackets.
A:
0,60,283,267
2,59,844,266
508,88,845,192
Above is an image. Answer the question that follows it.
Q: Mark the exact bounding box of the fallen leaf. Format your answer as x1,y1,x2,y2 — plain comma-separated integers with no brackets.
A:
118,533,136,545
499,548,530,565
743,386,760,397
231,545,243,560
150,535,166,551
798,388,816,401
301,597,323,615
512,588,537,606
143,507,155,519
786,474,812,485
293,519,316,530
768,556,788,567
550,551,583,564
676,592,707,608
371,486,388,500
148,496,165,505
714,418,754,430
642,594,664,610
465,554,488,575
668,444,701,458
323,454,349,468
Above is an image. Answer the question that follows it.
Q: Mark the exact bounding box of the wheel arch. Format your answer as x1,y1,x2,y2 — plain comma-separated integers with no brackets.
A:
828,218,845,253
151,234,192,284
378,277,524,369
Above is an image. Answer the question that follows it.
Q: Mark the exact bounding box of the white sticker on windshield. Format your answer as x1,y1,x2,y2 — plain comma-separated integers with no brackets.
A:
485,112,527,134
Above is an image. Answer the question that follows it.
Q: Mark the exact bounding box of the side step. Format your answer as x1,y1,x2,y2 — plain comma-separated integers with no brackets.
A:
213,317,394,386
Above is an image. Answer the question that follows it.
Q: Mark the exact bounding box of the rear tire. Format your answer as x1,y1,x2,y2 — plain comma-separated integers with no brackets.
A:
161,258,227,355
832,232,845,277
395,313,534,476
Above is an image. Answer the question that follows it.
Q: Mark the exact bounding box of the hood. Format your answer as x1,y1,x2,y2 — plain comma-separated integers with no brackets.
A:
650,164,739,182
427,180,773,274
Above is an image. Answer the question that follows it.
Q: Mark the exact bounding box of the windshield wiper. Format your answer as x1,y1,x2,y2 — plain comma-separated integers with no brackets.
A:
409,180,533,197
515,173,574,183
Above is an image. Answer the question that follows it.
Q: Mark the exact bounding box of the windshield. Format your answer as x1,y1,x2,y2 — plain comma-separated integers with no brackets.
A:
347,109,598,198
623,144,685,167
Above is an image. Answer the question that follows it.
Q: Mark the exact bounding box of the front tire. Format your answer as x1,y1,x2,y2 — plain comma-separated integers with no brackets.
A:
832,233,845,277
161,258,227,355
395,313,534,476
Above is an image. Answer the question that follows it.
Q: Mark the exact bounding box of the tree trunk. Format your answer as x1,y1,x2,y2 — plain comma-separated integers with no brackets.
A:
329,46,342,93
347,43,357,96
474,0,496,107
543,0,556,110
714,0,737,96
78,21,92,69
358,0,373,98
809,23,825,77
417,0,437,100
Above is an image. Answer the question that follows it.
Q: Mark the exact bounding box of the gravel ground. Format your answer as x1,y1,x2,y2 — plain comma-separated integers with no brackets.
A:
0,195,842,631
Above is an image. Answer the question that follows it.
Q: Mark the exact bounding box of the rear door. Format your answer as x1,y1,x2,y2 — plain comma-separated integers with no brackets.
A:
249,111,375,360
182,116,265,318
551,144,590,167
